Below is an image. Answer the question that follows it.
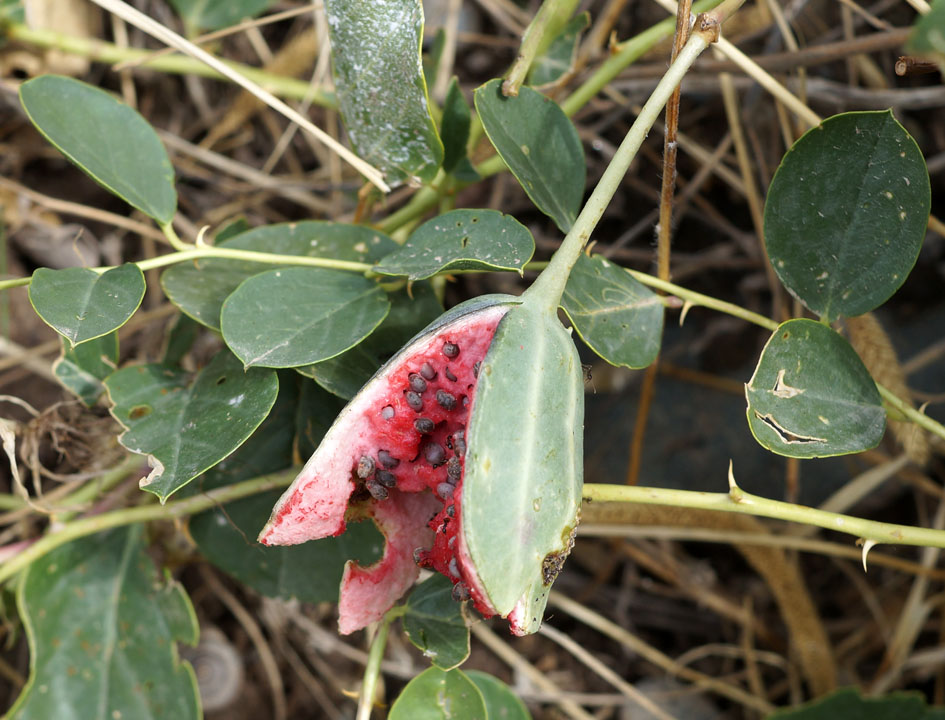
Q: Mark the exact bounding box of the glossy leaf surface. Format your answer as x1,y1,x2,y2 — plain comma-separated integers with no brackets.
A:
19,75,176,223
403,575,470,671
53,332,118,406
764,111,930,320
561,253,663,368
221,267,390,368
375,209,534,280
105,352,278,500
325,0,443,185
746,319,885,458
29,264,145,346
389,667,486,720
475,78,585,232
466,671,532,720
9,526,199,720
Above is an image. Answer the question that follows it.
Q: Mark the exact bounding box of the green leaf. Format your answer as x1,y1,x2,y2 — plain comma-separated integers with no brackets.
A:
907,0,945,62
162,313,200,367
528,12,590,87
746,319,885,458
9,526,199,720
466,671,532,720
19,76,177,223
104,351,279,500
297,340,384,400
0,0,24,22
29,264,145,346
52,332,118,406
403,575,470,670
389,667,487,720
325,0,443,185
441,77,472,173
161,221,396,331
475,78,585,232
168,0,275,31
463,301,583,633
561,253,663,368
764,110,930,321
375,210,535,280
190,377,383,602
221,267,390,368
767,687,945,719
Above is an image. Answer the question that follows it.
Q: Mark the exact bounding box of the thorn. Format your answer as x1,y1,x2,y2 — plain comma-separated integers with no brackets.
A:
858,539,878,573
196,225,211,246
727,460,744,502
679,300,694,326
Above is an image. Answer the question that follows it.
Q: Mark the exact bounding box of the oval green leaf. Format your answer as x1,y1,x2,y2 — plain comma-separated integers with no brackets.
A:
745,319,885,458
29,263,145,346
375,209,535,280
764,110,930,321
168,0,274,31
561,253,663,368
475,78,585,232
105,351,279,501
8,526,199,720
389,668,487,720
466,671,532,720
463,302,583,633
403,575,470,671
161,221,396,331
221,267,390,368
441,77,472,174
326,0,443,185
19,75,177,223
52,332,118,406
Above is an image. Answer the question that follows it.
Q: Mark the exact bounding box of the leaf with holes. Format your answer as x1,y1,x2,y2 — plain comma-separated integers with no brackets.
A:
104,351,278,501
475,78,585,232
374,210,534,280
764,111,930,321
221,267,390,368
403,575,470,671
19,75,176,224
746,319,885,458
389,667,487,720
326,0,443,185
466,671,532,720
8,525,199,720
53,332,118,406
561,253,663,368
29,264,145,346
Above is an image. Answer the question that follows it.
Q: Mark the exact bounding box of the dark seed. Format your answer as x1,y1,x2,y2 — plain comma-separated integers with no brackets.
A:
425,442,446,466
452,430,466,456
406,390,423,411
377,470,397,488
444,367,457,382
447,456,461,481
448,557,460,578
420,362,437,381
446,504,455,518
365,478,388,500
473,361,481,377
442,342,459,358
436,389,457,411
408,373,427,393
451,583,470,602
414,417,434,434
378,450,399,469
437,482,454,500
356,455,375,479
381,405,394,420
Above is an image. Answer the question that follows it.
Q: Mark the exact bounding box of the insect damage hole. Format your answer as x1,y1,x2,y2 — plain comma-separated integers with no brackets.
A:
772,369,804,399
754,412,827,445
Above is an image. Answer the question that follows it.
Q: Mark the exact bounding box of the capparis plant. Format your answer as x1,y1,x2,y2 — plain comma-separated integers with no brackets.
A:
0,0,943,718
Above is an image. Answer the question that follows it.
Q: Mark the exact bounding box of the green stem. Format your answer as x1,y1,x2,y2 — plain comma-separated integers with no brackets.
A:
0,494,24,511
583,474,945,550
53,454,144,522
502,0,580,97
525,28,714,313
0,277,31,292
5,23,331,105
0,470,295,585
356,608,404,720
160,221,190,252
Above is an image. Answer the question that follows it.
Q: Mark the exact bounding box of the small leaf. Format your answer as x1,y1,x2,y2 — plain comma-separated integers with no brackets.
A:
403,575,470,671
475,78,585,232
52,332,118,406
441,77,472,173
8,526,199,720
105,351,278,500
561,253,663,368
326,0,443,185
29,264,145,346
767,686,945,719
19,76,177,223
528,12,590,87
389,667,487,720
221,267,390,368
161,221,396,331
466,671,532,720
746,319,885,458
375,209,535,280
764,110,930,321
168,0,275,31
907,0,945,64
